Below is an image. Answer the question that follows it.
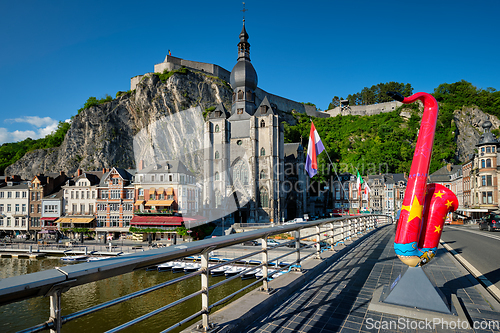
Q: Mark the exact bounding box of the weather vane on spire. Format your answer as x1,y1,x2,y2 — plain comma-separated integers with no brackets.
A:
241,2,247,21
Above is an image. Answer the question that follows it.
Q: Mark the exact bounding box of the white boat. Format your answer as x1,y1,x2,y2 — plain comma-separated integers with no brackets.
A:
241,268,257,280
157,261,178,272
184,263,201,273
255,269,282,279
210,265,232,277
224,266,245,277
171,262,188,273
61,255,88,262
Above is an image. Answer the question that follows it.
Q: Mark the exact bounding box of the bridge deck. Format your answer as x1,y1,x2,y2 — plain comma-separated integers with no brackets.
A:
192,226,500,333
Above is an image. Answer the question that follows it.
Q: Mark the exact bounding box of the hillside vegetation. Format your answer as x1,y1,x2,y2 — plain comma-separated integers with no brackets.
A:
285,80,500,180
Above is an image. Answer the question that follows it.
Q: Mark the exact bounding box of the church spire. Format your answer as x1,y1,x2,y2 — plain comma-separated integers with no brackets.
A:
237,20,250,61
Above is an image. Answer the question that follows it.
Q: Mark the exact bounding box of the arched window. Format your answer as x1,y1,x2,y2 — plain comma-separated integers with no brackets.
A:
215,190,222,208
238,90,244,100
232,159,249,185
343,183,350,200
247,90,253,102
215,151,220,159
260,170,267,179
334,183,341,200
487,159,492,168
481,159,485,168
260,188,269,208
493,146,496,153
260,147,266,156
215,172,219,181
215,124,219,133
260,119,265,127
232,92,236,102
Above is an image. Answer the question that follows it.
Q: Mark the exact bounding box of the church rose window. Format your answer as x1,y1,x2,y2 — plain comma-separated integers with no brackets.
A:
237,140,243,145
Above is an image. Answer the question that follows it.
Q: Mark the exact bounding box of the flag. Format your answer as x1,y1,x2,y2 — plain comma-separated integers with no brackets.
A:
363,182,371,200
356,171,364,194
168,50,171,56
305,122,325,178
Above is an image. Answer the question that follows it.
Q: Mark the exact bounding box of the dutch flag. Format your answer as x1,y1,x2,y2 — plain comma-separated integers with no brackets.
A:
305,122,325,178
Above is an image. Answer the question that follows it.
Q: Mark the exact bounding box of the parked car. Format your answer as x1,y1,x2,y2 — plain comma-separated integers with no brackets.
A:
479,213,500,231
242,240,259,246
266,239,280,247
285,241,307,248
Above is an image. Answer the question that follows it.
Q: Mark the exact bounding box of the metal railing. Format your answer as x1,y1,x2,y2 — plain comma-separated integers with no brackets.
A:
0,214,391,333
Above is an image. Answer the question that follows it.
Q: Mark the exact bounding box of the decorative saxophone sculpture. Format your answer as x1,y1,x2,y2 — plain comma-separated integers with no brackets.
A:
388,91,458,267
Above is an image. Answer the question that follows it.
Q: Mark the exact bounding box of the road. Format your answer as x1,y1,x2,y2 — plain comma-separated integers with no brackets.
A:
441,224,500,293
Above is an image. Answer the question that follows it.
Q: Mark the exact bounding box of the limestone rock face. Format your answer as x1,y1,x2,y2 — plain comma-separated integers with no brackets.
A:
5,71,233,179
453,107,500,161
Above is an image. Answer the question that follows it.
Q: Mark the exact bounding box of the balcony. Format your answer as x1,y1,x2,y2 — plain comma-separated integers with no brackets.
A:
134,209,175,215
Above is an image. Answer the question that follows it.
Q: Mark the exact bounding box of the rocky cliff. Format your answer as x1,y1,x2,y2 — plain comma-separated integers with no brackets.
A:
453,107,500,161
5,70,234,179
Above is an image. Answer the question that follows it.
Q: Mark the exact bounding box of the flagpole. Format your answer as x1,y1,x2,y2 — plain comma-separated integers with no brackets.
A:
320,148,352,216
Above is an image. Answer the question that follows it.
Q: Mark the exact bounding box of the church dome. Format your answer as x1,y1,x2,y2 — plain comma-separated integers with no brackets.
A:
229,21,258,91
230,60,258,90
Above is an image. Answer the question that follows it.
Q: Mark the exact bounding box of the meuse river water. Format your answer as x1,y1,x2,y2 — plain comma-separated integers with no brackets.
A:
0,256,257,333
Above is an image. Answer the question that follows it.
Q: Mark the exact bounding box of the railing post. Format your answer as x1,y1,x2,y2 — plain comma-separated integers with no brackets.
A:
201,250,210,330
261,237,269,292
328,223,335,251
315,225,321,259
294,230,301,270
49,289,62,333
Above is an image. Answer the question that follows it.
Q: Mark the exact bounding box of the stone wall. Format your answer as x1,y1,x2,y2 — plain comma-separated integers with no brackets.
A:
326,101,403,117
130,55,231,90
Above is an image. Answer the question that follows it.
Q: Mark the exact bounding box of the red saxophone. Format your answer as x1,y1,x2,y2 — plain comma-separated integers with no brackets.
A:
388,92,458,267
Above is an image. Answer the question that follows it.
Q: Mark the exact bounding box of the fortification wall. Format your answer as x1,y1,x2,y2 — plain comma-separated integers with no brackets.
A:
326,101,403,117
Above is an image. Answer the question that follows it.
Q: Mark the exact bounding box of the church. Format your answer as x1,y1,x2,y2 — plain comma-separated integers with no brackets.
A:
203,21,310,224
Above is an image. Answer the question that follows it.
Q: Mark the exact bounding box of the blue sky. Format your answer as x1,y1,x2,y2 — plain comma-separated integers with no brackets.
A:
1,0,499,144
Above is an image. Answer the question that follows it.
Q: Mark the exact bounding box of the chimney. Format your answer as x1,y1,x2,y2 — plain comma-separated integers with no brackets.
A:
103,168,106,173
447,163,452,172
139,160,144,171
5,176,9,182
77,169,82,176
60,171,65,176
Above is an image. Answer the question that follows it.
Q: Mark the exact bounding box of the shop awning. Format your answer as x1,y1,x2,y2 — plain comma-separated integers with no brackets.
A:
134,200,145,206
41,217,58,221
56,217,95,223
456,208,489,212
166,188,174,195
130,216,184,225
145,200,174,206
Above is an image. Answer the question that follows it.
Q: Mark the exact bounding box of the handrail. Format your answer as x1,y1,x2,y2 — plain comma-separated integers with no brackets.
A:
0,214,391,333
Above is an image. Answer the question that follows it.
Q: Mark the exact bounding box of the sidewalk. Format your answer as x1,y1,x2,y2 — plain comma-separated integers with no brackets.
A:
243,225,500,333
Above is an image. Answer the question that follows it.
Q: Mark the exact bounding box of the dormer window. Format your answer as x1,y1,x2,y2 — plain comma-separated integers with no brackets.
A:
260,105,268,114
215,111,222,117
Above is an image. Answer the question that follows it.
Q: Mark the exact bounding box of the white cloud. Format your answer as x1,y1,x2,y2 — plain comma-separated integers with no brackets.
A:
6,116,58,128
0,116,65,145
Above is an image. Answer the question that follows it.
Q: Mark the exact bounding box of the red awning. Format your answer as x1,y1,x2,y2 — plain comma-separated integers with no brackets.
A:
41,217,58,221
130,216,184,226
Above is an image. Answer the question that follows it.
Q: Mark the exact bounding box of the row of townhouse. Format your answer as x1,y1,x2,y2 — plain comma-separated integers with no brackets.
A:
328,121,500,221
0,160,204,241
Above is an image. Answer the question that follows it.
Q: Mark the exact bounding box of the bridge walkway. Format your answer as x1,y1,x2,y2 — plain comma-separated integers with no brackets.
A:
201,226,500,333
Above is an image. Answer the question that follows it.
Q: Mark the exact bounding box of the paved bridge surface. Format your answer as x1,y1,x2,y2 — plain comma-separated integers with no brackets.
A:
192,226,500,333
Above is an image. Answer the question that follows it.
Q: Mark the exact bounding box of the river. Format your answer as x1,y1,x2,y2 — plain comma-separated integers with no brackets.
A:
0,256,258,333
